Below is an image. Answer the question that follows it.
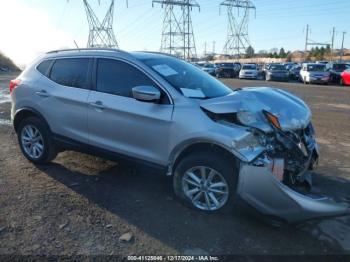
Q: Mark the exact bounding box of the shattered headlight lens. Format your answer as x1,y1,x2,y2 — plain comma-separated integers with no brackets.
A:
232,132,265,162
232,133,261,149
237,110,258,126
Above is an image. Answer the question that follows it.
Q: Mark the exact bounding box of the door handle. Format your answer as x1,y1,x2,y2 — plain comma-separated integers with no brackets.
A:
89,101,105,110
35,90,50,98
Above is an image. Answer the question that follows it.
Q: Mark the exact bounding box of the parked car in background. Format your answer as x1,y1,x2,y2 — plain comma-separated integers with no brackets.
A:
283,62,295,71
265,64,289,82
0,67,10,72
327,63,350,84
261,63,271,78
340,68,350,86
239,63,258,79
202,63,216,76
300,63,330,84
195,61,206,68
316,61,329,65
289,65,302,80
215,62,241,78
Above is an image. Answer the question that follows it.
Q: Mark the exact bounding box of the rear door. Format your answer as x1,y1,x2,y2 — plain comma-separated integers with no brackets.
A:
39,57,92,144
87,58,173,166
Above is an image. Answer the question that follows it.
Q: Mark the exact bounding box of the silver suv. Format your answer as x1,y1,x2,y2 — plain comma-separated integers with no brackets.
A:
10,49,348,223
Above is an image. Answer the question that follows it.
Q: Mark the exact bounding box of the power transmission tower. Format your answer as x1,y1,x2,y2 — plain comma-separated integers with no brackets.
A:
152,0,200,61
68,0,127,48
83,0,118,48
220,0,256,57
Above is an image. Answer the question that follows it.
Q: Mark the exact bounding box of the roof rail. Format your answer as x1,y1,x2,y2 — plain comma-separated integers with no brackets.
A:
46,47,126,54
133,51,182,59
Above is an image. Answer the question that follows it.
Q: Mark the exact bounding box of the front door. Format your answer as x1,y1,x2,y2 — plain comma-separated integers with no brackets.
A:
87,58,173,166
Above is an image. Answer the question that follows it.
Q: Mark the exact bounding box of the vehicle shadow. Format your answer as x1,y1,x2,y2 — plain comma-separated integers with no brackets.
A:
36,154,345,254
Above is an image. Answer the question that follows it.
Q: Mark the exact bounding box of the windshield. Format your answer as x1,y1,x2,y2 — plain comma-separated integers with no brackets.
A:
204,64,214,68
141,57,233,99
269,65,286,70
333,64,349,72
307,64,326,72
242,65,256,70
220,63,234,67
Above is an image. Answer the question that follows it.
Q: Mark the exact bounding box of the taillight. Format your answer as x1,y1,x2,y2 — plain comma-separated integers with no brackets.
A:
9,79,21,93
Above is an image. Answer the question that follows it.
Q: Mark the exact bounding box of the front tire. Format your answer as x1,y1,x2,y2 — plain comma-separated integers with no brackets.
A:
17,117,57,164
173,152,238,214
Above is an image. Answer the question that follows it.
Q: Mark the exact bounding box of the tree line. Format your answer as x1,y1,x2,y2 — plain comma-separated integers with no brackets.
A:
245,45,331,60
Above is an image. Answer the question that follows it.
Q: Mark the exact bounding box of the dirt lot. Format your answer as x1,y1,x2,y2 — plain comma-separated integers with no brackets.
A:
0,72,350,257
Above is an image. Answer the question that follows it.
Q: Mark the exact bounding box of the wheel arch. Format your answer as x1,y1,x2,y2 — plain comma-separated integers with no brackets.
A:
13,107,51,133
169,141,240,177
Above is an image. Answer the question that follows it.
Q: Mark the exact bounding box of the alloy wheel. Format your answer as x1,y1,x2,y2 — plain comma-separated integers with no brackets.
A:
21,124,44,159
182,166,229,211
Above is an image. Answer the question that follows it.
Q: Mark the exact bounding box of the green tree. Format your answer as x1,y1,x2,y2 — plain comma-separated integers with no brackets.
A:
279,47,286,58
246,46,255,58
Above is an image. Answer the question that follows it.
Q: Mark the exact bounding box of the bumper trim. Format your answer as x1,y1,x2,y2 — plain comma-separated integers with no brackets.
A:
237,163,349,223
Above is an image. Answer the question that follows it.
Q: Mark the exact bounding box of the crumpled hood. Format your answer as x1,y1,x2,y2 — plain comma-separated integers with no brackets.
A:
200,87,312,132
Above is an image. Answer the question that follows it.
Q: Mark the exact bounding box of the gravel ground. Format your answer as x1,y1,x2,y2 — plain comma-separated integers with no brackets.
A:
0,73,350,257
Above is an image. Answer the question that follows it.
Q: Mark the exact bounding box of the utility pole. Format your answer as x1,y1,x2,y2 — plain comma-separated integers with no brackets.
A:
304,24,330,61
305,24,309,53
152,0,200,61
304,24,309,60
331,27,336,62
340,31,346,62
212,41,216,55
204,42,207,57
220,0,256,57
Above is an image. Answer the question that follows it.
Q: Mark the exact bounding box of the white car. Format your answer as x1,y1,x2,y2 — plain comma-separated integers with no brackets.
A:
300,63,330,84
239,64,258,79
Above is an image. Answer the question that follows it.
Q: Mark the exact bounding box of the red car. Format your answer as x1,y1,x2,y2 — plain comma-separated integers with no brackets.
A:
341,68,350,86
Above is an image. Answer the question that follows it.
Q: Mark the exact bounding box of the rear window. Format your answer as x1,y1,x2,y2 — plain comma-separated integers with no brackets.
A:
37,60,52,76
50,58,90,89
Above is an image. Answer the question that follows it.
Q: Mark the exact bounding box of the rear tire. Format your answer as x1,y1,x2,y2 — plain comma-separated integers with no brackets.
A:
17,117,57,164
173,152,238,214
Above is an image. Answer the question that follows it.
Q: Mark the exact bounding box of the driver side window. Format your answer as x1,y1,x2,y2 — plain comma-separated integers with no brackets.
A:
96,58,169,103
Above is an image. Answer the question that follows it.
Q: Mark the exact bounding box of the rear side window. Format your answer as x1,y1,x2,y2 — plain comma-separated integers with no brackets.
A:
50,58,90,89
96,59,155,98
37,60,52,76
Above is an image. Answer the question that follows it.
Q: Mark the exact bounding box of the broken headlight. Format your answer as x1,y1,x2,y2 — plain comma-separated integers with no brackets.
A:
232,132,266,162
236,110,258,126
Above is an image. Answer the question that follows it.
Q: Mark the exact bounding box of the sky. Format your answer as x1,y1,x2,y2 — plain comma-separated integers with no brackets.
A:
0,0,349,67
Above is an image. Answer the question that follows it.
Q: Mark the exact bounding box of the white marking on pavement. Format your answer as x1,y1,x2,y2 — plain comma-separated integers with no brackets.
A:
0,119,11,126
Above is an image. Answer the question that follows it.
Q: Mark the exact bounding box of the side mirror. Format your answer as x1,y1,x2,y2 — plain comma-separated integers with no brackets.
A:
132,85,161,103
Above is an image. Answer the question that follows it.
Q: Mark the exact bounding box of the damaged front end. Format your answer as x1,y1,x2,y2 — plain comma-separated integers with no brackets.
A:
201,87,349,223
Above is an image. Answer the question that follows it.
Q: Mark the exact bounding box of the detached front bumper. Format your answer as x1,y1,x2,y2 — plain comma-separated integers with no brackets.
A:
237,158,349,223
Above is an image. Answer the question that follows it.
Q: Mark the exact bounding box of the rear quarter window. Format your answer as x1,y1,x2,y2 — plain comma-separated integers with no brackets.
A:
49,58,90,89
36,60,53,76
